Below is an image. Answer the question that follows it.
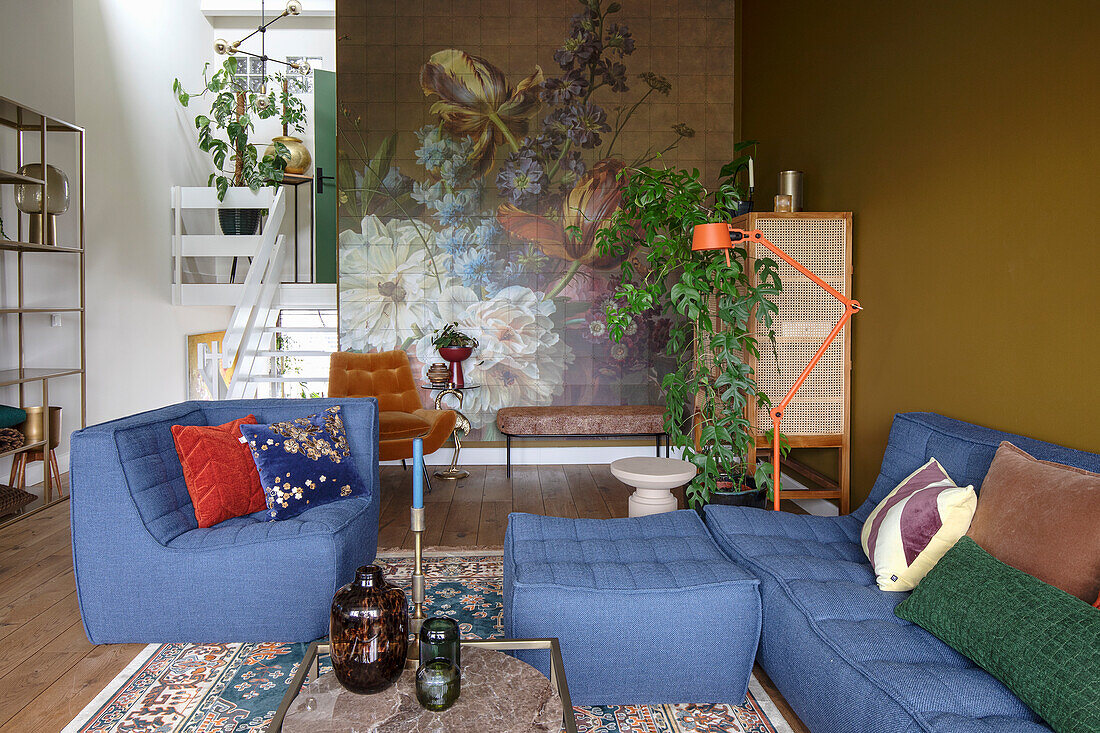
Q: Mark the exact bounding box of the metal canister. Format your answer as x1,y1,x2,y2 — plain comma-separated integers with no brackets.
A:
777,171,804,212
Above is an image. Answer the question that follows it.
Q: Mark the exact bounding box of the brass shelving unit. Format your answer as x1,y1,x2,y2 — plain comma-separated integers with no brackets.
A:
0,94,86,524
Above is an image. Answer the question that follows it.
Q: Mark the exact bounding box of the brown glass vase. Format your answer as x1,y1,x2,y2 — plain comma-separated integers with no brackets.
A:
330,565,409,694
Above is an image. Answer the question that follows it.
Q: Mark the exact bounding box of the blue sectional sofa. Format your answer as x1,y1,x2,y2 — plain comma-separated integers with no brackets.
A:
504,412,1098,730
704,412,1100,733
70,397,381,644
504,509,761,705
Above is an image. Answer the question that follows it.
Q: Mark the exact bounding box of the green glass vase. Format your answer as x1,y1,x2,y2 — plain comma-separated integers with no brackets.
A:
419,616,460,669
415,658,460,711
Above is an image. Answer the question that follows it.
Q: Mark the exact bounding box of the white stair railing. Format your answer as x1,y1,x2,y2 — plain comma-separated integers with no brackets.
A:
220,186,287,372
227,234,289,398
172,183,338,398
196,340,226,400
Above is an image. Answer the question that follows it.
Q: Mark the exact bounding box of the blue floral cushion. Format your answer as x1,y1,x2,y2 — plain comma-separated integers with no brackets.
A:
240,405,367,520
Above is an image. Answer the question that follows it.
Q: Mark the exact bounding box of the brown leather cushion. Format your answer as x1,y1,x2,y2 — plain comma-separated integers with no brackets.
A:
379,411,432,440
496,405,665,435
967,441,1100,602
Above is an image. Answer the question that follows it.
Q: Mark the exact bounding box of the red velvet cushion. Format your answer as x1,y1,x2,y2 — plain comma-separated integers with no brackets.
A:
172,415,267,528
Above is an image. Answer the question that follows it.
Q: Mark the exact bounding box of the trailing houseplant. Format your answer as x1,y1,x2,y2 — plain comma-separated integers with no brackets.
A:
598,158,785,508
173,58,289,234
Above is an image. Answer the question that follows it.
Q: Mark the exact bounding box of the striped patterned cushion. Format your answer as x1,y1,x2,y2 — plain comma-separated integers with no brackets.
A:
861,458,977,591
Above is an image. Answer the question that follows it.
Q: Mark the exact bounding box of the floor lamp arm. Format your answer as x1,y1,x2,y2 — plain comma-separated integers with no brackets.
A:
731,227,862,511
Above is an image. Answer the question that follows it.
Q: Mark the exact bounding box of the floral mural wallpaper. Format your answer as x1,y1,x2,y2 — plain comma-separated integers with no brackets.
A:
337,0,736,440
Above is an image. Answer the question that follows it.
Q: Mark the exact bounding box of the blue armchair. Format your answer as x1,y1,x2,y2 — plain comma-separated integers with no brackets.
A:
70,398,381,644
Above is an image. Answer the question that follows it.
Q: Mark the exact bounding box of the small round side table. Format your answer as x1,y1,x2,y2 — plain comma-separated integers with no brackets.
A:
610,456,697,517
421,384,480,481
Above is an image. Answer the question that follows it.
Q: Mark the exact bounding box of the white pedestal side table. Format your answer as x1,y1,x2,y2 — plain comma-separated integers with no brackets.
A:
610,456,698,518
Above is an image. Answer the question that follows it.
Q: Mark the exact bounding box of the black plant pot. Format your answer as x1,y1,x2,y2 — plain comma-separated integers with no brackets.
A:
218,208,261,236
732,199,754,217
707,474,767,511
709,487,768,510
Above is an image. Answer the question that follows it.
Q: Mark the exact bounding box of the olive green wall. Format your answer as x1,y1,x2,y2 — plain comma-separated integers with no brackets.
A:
741,1,1100,508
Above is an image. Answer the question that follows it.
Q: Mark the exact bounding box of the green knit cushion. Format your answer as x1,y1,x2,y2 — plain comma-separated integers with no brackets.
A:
895,536,1100,733
0,405,27,429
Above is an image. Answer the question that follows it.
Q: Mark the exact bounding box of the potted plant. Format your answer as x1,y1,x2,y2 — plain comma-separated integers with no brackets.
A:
431,323,479,388
173,58,289,235
265,74,310,175
598,156,786,509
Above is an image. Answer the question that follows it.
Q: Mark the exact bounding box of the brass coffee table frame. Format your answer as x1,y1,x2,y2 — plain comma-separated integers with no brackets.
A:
268,637,577,732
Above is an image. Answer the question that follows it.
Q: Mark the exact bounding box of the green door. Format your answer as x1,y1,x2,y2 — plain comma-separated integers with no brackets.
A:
313,69,337,284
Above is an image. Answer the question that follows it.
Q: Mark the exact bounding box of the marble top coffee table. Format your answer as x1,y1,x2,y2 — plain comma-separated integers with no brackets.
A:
610,456,698,517
271,638,576,733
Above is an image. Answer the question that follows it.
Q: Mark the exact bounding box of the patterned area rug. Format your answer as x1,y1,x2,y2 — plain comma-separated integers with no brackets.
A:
65,548,793,733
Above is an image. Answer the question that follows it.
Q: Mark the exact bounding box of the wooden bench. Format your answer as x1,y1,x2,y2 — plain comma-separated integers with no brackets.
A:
496,405,668,477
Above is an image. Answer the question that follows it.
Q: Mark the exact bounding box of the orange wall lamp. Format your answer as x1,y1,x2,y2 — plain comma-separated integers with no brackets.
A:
691,222,862,511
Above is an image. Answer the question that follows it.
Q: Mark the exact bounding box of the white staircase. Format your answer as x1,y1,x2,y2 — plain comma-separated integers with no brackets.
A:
172,186,337,399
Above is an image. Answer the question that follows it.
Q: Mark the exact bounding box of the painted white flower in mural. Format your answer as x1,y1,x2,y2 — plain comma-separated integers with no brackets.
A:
413,285,574,428
338,215,457,352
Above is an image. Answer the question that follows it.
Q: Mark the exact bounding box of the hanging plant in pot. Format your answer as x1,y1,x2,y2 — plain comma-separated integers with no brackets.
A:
598,153,789,510
174,57,289,235
431,323,478,388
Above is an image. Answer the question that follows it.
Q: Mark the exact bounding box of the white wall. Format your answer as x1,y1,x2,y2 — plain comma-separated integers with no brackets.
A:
69,0,334,428
71,0,233,434
0,0,81,487
0,1,333,488
0,0,76,120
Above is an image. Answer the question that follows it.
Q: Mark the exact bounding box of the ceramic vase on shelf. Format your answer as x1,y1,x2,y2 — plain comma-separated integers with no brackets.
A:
437,346,472,388
15,163,69,245
265,136,311,175
330,565,409,694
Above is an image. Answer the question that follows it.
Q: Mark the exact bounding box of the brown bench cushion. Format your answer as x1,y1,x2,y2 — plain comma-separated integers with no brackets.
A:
496,405,665,436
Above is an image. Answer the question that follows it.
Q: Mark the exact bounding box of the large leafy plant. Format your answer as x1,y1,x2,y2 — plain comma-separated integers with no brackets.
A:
174,58,288,200
276,76,307,137
598,160,784,507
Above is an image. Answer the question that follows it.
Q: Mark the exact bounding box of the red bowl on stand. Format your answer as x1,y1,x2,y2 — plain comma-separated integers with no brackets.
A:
437,346,473,388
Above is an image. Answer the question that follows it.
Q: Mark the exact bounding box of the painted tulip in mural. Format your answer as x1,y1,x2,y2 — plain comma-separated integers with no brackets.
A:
338,0,708,439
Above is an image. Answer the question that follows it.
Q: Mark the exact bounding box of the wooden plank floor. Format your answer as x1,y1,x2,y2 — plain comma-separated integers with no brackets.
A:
0,466,808,732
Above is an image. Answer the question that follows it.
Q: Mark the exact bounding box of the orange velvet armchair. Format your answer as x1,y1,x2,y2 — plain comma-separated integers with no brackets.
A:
328,351,457,463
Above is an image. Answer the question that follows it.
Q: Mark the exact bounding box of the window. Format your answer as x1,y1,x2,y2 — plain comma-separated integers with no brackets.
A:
274,309,337,398
230,56,321,93
285,55,324,92
237,56,267,93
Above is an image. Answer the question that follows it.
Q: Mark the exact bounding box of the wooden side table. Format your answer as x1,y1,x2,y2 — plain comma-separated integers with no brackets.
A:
9,448,64,502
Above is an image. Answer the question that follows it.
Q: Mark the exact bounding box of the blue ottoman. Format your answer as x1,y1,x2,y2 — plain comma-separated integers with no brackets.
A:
504,510,761,705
